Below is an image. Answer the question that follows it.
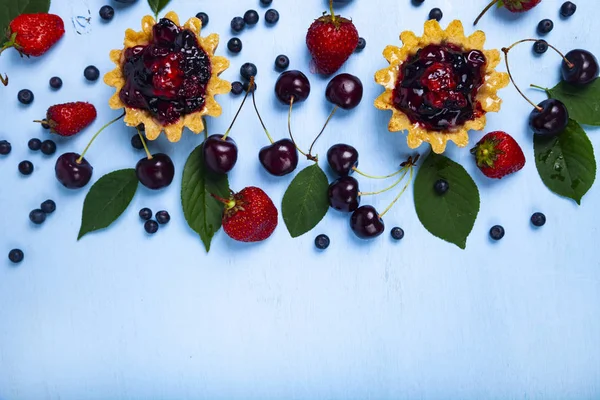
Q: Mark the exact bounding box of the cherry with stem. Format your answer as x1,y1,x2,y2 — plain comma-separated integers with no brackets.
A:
134,126,175,190
502,39,571,136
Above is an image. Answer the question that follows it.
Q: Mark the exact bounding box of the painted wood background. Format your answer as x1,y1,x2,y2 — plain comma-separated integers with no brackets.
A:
0,0,599,398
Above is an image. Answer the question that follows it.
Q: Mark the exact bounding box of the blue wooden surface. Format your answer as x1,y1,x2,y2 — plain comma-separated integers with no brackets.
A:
0,0,599,398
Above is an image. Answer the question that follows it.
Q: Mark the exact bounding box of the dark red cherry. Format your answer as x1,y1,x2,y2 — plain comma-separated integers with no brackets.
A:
258,138,299,176
325,73,363,110
327,143,358,176
203,134,238,174
274,70,311,104
350,205,385,239
328,176,360,213
529,99,569,136
136,153,175,190
55,152,93,189
562,49,599,86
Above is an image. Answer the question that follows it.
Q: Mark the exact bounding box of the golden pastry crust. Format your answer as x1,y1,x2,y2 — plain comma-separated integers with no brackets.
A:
374,20,509,154
104,11,231,142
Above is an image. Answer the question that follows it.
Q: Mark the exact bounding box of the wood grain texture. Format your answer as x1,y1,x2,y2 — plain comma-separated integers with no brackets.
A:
0,0,599,399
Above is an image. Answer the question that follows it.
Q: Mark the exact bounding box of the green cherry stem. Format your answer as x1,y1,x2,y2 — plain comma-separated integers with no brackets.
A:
308,106,338,159
502,39,574,111
287,97,315,162
76,111,125,164
359,168,409,196
473,0,500,26
202,117,209,140
137,126,152,160
352,166,404,180
252,87,274,144
221,77,254,141
379,166,414,218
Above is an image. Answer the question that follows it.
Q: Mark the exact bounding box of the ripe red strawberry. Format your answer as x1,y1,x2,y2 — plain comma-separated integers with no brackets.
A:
306,7,359,75
471,131,526,179
37,102,97,137
3,14,65,57
474,0,542,25
217,187,278,243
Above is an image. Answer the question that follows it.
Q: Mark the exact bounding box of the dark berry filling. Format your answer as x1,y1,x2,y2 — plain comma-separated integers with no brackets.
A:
392,43,487,131
119,18,212,126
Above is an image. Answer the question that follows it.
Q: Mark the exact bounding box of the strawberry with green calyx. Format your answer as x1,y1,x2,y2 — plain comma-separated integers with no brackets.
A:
213,187,279,243
474,0,542,25
306,0,359,75
35,102,97,137
2,14,65,57
471,131,526,179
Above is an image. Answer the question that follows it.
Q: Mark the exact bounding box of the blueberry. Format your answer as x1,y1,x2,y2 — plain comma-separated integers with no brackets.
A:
412,0,425,4
18,89,34,105
131,134,144,150
99,5,115,21
29,209,46,225
391,227,404,241
537,19,554,34
531,212,546,227
560,2,576,17
18,160,34,175
260,0,273,5
434,179,449,195
196,12,209,27
8,249,24,264
231,16,245,32
429,8,443,21
275,54,289,71
28,138,42,151
533,40,548,54
144,220,159,234
49,76,63,89
244,10,259,25
240,62,257,80
265,9,279,24
41,123,50,130
41,199,56,214
356,37,366,52
139,207,152,221
314,234,330,250
228,37,243,53
243,80,257,92
156,210,170,224
0,140,11,155
84,65,100,81
41,140,57,155
231,81,244,95
489,225,505,241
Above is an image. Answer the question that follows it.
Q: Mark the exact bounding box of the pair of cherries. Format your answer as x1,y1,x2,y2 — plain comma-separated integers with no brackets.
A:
505,43,599,136
202,70,364,176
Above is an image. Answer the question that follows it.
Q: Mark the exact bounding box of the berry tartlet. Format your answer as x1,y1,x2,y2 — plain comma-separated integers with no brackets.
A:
374,20,509,154
104,12,231,142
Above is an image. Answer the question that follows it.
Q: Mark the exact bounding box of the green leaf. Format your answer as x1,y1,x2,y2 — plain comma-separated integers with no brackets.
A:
78,169,139,240
534,119,596,205
414,152,480,249
0,0,50,39
147,0,171,18
547,80,600,126
282,164,329,238
181,143,230,252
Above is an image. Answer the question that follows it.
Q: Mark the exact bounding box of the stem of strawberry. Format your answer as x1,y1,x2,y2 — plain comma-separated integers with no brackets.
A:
473,0,500,26
251,87,274,144
502,39,573,112
0,73,7,86
329,0,336,22
287,97,316,162
210,193,236,209
307,106,338,159
76,112,125,164
137,126,153,160
221,77,254,141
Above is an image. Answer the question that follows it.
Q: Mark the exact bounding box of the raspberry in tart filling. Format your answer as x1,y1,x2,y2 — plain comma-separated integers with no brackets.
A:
119,18,212,126
392,43,487,132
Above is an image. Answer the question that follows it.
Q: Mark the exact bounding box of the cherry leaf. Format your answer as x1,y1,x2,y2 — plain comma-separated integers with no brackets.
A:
547,80,600,126
147,0,171,18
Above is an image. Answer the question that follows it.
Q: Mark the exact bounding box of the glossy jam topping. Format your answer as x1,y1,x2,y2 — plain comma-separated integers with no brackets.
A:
392,43,487,131
119,18,212,125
